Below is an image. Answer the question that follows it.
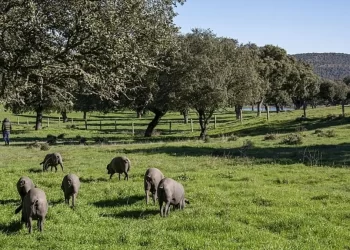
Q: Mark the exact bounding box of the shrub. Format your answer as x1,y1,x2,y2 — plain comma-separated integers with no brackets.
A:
264,133,278,140
40,143,50,151
26,141,41,149
281,133,303,145
314,129,323,134
317,129,336,138
228,135,239,141
243,139,254,149
204,136,212,143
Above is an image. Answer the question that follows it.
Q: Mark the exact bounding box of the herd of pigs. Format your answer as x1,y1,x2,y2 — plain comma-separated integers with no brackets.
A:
14,153,189,233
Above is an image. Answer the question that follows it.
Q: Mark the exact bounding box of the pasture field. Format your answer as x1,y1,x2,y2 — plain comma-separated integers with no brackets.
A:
1,106,350,249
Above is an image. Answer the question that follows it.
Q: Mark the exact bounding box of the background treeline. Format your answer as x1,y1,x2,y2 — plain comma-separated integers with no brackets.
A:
1,1,350,139
294,53,350,80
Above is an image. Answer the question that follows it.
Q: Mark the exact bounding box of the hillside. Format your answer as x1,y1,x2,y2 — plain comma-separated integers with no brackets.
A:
293,53,350,80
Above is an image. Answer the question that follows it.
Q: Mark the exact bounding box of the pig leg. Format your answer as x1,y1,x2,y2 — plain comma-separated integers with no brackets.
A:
152,192,156,205
72,193,76,207
124,172,128,181
60,163,64,172
28,217,33,233
145,190,149,204
109,173,114,179
118,173,121,180
165,201,171,216
38,218,44,232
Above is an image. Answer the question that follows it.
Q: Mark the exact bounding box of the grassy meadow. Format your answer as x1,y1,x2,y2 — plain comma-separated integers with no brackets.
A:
1,106,350,249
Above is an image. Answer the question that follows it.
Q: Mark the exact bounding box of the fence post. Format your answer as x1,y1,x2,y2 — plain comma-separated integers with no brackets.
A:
58,116,60,127
47,118,49,127
190,119,193,132
169,121,172,133
17,117,19,125
71,118,73,124
132,122,135,136
85,119,88,130
214,115,217,129
100,120,102,130
114,120,117,130
27,118,29,126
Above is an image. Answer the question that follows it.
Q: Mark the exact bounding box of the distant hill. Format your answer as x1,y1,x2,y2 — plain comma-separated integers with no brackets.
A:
293,53,350,80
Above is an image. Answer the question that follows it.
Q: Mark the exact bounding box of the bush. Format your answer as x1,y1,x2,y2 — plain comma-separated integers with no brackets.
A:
264,133,278,140
204,136,212,143
94,137,109,144
227,135,239,141
243,139,254,149
281,133,303,145
317,129,336,138
40,143,50,151
314,129,323,135
26,141,41,149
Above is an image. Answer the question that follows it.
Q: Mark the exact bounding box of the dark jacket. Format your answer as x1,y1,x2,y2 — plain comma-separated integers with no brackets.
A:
2,118,12,133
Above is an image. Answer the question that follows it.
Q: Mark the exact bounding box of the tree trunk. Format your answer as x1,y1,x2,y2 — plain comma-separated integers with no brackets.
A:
144,111,166,137
61,111,68,123
257,100,263,117
182,110,189,124
302,100,307,118
251,104,254,111
342,101,345,117
275,104,280,113
83,111,87,120
234,105,242,120
265,105,270,121
198,110,209,140
240,108,243,124
136,107,144,118
35,108,43,130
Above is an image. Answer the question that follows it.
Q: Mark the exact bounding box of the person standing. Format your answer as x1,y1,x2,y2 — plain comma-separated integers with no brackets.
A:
2,118,12,145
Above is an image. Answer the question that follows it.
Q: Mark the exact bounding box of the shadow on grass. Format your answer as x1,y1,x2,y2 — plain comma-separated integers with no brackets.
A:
28,168,43,173
100,209,159,219
0,220,22,234
80,177,108,183
93,195,144,208
122,143,350,167
49,199,64,206
0,199,19,205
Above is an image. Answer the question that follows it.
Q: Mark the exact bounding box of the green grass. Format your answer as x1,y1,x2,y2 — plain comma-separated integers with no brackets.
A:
1,106,350,249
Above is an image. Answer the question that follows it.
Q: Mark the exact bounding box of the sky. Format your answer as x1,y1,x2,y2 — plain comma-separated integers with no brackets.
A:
174,0,349,54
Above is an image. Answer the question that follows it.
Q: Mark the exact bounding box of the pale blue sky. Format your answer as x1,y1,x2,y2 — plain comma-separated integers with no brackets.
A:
174,0,349,54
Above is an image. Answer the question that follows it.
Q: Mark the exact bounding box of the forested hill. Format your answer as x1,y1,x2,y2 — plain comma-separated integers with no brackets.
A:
293,53,350,80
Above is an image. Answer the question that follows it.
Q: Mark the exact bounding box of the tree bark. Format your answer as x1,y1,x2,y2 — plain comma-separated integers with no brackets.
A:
61,111,68,123
182,109,189,124
136,107,144,118
265,104,270,121
302,100,307,118
35,107,43,130
342,101,345,117
275,104,280,113
144,110,166,137
235,105,242,120
257,100,263,117
198,111,207,140
251,104,254,111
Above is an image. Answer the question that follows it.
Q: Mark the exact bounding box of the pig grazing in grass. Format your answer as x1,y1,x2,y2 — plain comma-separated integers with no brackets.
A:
106,156,131,180
157,178,189,217
40,152,64,172
16,176,36,201
61,174,81,207
15,188,48,233
144,168,164,205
